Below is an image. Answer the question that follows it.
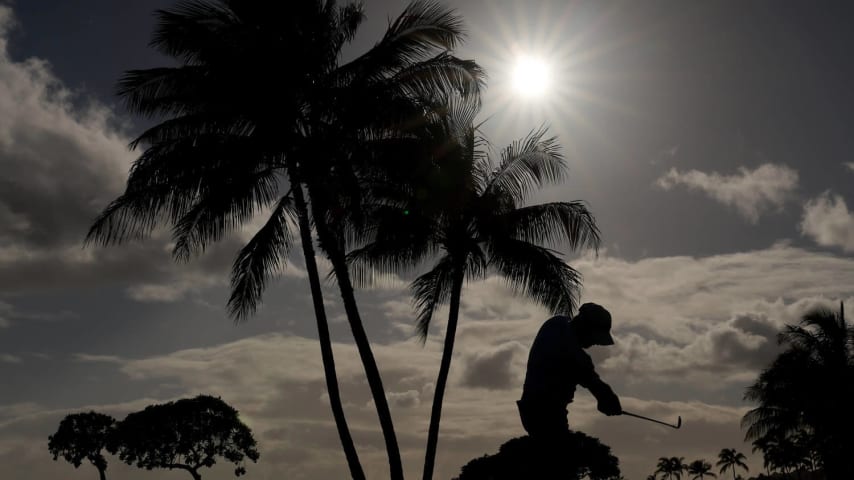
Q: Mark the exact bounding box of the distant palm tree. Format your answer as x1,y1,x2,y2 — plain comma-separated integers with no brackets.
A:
656,457,688,480
742,302,853,479
351,104,599,479
86,2,483,479
687,459,716,480
716,449,748,480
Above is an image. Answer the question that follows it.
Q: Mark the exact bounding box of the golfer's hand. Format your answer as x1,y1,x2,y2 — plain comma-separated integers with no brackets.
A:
597,393,622,416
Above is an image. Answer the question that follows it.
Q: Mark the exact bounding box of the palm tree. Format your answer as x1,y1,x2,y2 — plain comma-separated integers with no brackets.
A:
742,302,853,479
687,460,716,480
656,457,687,480
350,104,599,479
716,449,748,480
86,2,483,479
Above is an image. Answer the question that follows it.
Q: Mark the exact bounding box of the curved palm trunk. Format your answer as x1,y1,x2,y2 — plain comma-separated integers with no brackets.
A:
291,181,366,480
325,246,404,480
422,264,465,480
307,192,403,479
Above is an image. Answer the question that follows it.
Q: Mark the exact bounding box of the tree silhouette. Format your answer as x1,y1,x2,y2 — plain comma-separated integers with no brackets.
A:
350,101,599,479
716,449,748,480
86,1,482,479
109,395,258,480
453,432,620,480
687,459,717,480
742,302,853,479
48,411,116,480
656,457,688,480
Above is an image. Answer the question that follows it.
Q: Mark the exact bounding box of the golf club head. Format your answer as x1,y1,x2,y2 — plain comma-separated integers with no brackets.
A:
676,416,682,429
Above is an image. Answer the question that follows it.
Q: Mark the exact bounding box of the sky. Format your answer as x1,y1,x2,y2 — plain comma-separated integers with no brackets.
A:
1,1,854,479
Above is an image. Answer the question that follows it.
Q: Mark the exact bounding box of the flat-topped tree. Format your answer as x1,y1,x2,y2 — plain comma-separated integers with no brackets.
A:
48,411,116,480
109,395,259,480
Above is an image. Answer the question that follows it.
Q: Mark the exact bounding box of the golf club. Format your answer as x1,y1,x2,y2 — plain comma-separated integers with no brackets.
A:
621,410,682,429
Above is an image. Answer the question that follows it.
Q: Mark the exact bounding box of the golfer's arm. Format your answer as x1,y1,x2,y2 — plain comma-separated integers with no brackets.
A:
580,370,615,402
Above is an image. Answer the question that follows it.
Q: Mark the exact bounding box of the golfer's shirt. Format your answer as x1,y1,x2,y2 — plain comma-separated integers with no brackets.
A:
521,315,602,407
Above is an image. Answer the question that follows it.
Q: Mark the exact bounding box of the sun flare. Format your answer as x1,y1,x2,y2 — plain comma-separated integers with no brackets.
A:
512,56,551,98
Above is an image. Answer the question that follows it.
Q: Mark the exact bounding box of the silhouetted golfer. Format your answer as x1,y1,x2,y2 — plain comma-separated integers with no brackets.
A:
517,303,621,444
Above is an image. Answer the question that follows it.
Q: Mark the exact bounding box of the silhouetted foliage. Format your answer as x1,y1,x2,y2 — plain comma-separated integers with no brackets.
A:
453,432,620,480
656,456,688,480
688,459,717,480
751,432,818,477
108,395,258,480
716,449,749,480
87,1,483,478
350,102,600,479
48,411,116,480
741,303,853,479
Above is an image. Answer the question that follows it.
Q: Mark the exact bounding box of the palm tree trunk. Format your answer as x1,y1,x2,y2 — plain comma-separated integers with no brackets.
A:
305,184,402,478
291,181,365,480
300,166,402,479
422,264,465,480
323,244,404,480
97,467,106,480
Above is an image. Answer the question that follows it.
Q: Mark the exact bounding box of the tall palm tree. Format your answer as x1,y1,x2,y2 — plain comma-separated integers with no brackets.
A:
742,302,853,480
687,460,716,480
350,104,600,479
86,2,483,479
716,449,748,480
656,457,687,480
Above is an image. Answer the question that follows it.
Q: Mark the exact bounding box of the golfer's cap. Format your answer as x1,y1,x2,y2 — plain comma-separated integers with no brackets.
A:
578,303,614,345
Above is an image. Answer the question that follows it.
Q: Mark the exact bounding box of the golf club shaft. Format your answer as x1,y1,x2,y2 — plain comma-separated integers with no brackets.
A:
621,410,681,429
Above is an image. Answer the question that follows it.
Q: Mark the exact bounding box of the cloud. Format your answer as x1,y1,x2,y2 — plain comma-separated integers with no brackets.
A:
15,332,763,479
72,353,124,364
0,301,10,328
126,273,225,303
460,341,527,390
4,238,851,479
0,354,21,364
387,390,421,409
800,192,854,252
0,300,77,328
844,162,854,173
656,163,799,223
0,6,272,304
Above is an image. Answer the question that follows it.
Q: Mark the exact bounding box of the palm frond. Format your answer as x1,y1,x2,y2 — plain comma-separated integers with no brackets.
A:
117,66,212,118
492,201,600,251
390,52,485,101
346,205,438,287
228,194,297,321
87,136,272,247
338,0,467,83
485,127,566,203
487,239,581,316
379,0,465,63
171,167,279,261
85,186,173,246
332,2,366,53
130,115,255,149
411,256,456,341
150,1,238,63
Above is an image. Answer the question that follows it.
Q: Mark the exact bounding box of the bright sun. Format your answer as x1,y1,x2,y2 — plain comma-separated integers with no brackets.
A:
512,56,551,98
